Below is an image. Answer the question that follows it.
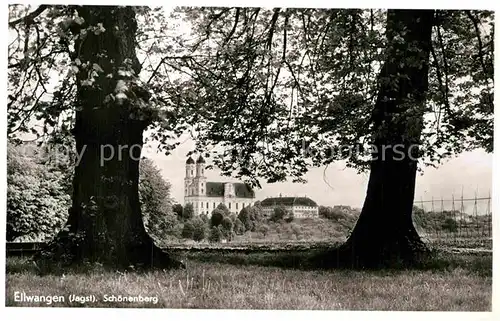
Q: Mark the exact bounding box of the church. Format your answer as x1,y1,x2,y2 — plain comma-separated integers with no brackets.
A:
184,156,256,216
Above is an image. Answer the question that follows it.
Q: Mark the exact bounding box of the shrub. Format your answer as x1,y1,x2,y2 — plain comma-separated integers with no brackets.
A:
210,209,225,227
284,212,294,223
220,217,234,240
238,207,254,231
181,221,195,239
172,204,183,219
442,217,458,232
257,224,270,238
209,226,223,243
167,223,184,239
290,223,302,240
270,206,289,222
234,218,245,235
215,203,230,216
183,203,195,221
191,217,207,241
221,216,233,230
199,213,209,223
319,205,360,222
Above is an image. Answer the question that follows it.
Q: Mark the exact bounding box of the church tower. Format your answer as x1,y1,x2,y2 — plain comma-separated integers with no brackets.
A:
194,155,206,196
184,156,195,196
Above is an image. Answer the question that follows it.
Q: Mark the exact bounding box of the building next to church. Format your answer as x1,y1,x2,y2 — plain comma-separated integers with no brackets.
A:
184,156,256,216
261,196,319,218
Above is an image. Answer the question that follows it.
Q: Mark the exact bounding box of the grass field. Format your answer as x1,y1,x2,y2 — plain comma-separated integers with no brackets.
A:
157,217,493,252
5,250,492,310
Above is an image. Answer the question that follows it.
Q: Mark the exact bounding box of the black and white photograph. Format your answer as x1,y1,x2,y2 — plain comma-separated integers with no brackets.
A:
2,0,496,315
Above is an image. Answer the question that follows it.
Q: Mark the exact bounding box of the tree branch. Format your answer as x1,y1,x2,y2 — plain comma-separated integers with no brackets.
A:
146,55,200,84
266,8,281,49
8,5,49,27
223,8,240,45
432,24,460,126
466,11,489,78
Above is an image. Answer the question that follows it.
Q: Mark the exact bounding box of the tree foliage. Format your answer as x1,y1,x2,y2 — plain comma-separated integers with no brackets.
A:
270,206,288,222
148,8,494,187
220,216,234,240
238,205,264,231
183,203,195,220
199,213,209,223
208,226,223,243
190,217,207,241
8,5,492,198
139,157,177,240
181,220,195,239
172,204,183,219
233,218,245,235
7,143,182,243
257,224,270,238
6,143,71,241
237,207,254,231
215,203,230,216
221,216,233,231
210,209,225,227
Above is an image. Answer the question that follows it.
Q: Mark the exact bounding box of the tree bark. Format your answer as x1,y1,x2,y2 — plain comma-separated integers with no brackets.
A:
34,6,181,269
318,10,435,268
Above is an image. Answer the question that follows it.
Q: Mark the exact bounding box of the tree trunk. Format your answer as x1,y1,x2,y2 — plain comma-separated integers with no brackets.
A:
35,6,181,269
319,10,435,268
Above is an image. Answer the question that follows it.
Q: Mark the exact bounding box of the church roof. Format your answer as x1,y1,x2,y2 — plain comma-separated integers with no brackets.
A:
186,156,195,164
197,155,206,164
205,182,255,199
261,196,318,207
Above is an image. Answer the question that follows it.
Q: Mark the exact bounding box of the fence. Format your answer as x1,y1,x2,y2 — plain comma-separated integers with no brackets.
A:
412,193,492,249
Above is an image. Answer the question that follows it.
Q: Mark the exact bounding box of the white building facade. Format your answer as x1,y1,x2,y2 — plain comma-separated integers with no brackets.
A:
261,196,319,218
184,156,256,216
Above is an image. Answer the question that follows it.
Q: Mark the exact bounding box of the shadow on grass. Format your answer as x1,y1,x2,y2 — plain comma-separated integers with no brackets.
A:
178,248,492,276
5,251,187,276
6,255,111,276
6,247,492,277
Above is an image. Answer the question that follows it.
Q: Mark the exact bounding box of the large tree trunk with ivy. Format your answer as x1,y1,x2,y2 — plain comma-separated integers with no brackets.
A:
35,6,181,269
319,10,435,268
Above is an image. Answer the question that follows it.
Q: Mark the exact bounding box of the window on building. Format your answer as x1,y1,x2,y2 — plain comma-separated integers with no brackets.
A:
207,202,209,208
236,203,239,210
191,170,193,175
229,203,231,209
213,202,216,208
201,188,204,194
201,202,203,208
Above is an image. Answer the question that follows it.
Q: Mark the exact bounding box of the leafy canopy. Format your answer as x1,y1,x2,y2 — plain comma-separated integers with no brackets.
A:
8,6,493,189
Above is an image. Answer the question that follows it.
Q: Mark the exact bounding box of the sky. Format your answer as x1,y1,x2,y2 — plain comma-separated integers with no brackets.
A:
142,135,493,214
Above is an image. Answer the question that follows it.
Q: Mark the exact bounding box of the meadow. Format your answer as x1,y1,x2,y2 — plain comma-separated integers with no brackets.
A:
158,216,493,251
5,250,492,310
